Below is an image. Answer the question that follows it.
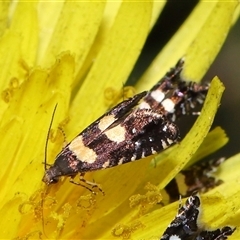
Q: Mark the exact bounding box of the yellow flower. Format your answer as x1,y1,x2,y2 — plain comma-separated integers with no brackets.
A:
0,1,239,239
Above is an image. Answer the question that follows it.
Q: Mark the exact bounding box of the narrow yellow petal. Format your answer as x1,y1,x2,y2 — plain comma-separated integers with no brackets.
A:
73,1,121,87
37,1,64,63
0,1,10,36
185,126,229,168
10,1,38,67
39,1,106,75
0,32,23,116
201,188,240,227
217,153,240,183
184,0,239,81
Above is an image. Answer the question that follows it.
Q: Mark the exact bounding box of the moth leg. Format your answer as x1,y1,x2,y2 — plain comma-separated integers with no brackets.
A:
69,173,104,195
69,175,95,193
79,173,105,195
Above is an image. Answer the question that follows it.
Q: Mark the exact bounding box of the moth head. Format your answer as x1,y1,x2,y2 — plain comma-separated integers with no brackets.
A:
42,166,60,185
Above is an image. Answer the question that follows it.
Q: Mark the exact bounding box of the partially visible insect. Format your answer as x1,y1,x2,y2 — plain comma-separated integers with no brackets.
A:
160,194,235,240
165,157,226,202
42,59,209,191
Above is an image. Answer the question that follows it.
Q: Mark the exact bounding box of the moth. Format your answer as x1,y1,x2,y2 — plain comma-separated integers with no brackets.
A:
160,195,235,240
42,59,209,190
165,157,226,202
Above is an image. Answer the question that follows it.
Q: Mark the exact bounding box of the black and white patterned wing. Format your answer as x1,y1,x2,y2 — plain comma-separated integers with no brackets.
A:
77,108,179,172
81,91,147,145
161,195,200,240
160,195,235,240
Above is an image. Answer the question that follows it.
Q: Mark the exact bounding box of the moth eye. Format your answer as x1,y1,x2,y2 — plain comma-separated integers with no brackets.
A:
50,177,59,184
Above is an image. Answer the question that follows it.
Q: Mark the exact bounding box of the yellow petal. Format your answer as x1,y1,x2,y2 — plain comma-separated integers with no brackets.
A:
39,1,106,76
0,1,10,35
0,54,75,238
10,2,38,68
184,0,239,81
185,126,229,168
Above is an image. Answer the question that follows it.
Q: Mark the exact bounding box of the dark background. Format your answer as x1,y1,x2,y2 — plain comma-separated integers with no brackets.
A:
127,1,240,159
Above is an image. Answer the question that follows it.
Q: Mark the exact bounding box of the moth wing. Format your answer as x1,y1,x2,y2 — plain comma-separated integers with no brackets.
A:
109,109,180,163
80,109,180,171
160,195,200,240
80,91,147,145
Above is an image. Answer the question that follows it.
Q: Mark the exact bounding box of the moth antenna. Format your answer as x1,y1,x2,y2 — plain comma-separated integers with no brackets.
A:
44,104,58,170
